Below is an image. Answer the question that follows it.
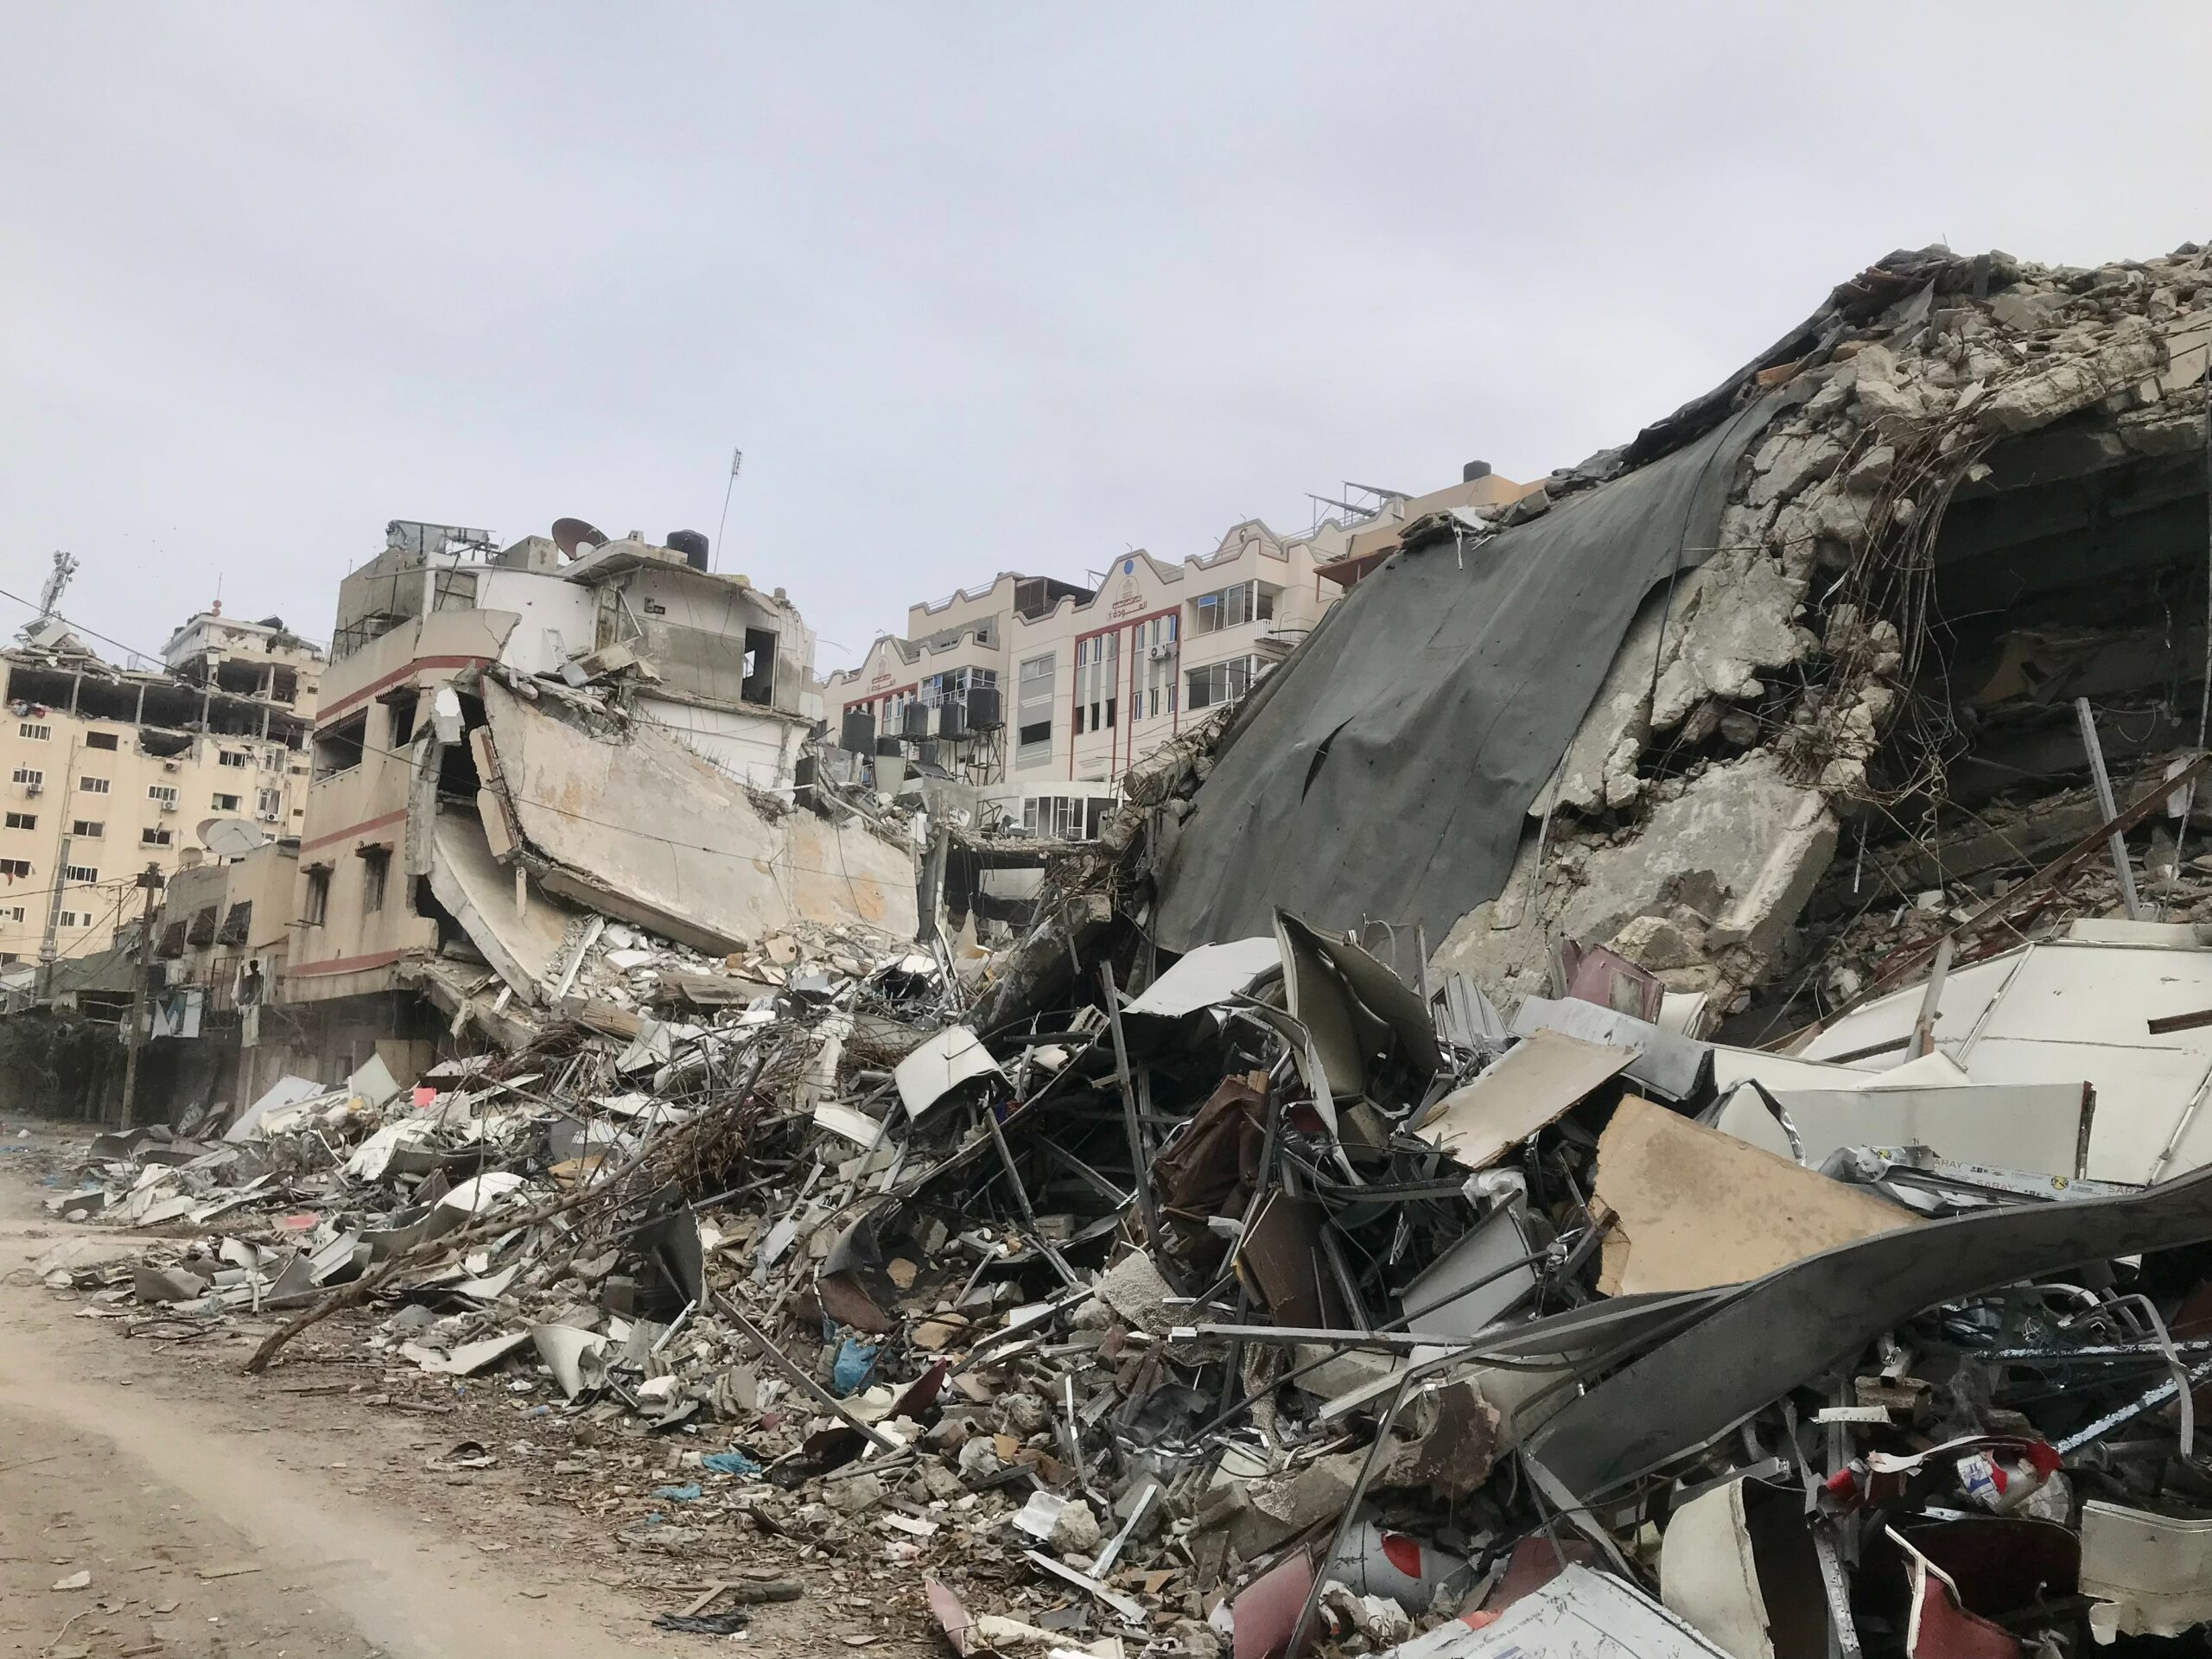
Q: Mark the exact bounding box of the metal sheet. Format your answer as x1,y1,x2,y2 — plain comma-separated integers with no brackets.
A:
2080,1499,2212,1641
1713,1081,2088,1179
1380,1563,1731,1657
1529,1159,2212,1499
1402,1202,1538,1340
893,1025,1004,1118
1513,995,1710,1100
1123,936,1281,1018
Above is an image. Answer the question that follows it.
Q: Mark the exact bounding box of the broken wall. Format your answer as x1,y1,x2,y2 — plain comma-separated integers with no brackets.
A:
476,677,917,956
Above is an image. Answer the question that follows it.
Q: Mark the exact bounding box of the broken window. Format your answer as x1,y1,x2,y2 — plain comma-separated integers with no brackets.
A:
215,901,251,945
83,731,118,751
140,828,172,848
1017,653,1055,768
211,792,241,813
386,690,419,749
9,767,39,789
313,712,365,780
741,628,779,707
69,819,101,839
255,786,282,820
303,866,330,925
1185,657,1255,710
0,858,30,879
218,748,250,769
360,845,389,913
186,905,218,946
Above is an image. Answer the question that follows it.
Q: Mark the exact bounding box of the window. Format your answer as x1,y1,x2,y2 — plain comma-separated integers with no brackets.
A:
1020,795,1111,840
1186,657,1256,711
1189,581,1280,635
84,731,118,751
1135,614,1179,721
0,859,29,880
56,910,85,929
1074,633,1119,736
211,792,241,813
360,846,389,913
218,749,251,769
147,784,178,810
11,767,41,788
141,828,172,848
304,867,330,925
260,749,282,771
1016,653,1055,768
63,863,98,884
70,820,102,839
0,906,23,924
16,722,48,741
78,775,109,795
3,812,33,831
256,787,282,819
387,690,419,749
313,713,366,780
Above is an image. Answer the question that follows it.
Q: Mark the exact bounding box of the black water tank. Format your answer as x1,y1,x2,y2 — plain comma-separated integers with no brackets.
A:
917,740,941,769
875,734,902,758
1462,461,1492,483
938,697,967,743
902,702,930,740
666,529,710,570
840,707,875,753
968,684,1002,730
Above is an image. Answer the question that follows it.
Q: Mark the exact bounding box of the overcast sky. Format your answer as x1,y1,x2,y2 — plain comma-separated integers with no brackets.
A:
3,4,2207,674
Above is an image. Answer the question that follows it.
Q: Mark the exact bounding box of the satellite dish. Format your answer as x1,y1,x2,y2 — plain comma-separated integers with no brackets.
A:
198,817,267,859
552,517,610,560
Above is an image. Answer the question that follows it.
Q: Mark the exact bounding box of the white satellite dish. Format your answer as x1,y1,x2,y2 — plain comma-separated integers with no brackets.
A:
198,817,267,859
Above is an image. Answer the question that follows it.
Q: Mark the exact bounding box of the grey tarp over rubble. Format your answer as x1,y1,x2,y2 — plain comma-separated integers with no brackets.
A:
1151,390,1786,950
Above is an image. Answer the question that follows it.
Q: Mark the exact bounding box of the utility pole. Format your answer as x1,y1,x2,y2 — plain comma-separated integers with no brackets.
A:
118,862,164,1130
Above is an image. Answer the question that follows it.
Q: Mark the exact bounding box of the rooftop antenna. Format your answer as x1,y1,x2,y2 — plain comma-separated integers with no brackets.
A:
714,447,742,574
36,550,77,620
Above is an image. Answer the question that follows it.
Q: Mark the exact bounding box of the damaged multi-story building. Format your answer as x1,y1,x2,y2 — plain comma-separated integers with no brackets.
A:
0,603,321,974
264,518,916,1085
1147,242,2212,1050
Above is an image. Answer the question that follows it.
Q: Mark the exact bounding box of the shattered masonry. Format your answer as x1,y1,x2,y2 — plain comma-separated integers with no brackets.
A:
25,240,2212,1659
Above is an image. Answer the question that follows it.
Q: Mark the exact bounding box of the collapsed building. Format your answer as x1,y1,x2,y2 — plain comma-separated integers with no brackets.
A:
246,518,919,1092
35,244,2212,1659
1150,243,2212,1051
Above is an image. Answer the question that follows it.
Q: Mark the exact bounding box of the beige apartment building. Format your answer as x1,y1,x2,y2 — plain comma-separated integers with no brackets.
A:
276,518,853,1082
0,609,322,970
823,464,1531,834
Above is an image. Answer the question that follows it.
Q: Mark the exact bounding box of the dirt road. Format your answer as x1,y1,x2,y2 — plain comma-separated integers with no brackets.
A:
0,1120,925,1659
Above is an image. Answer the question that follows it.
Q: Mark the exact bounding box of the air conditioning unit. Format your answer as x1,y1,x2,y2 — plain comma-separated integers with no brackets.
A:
160,800,177,814
162,759,181,772
22,781,41,796
256,809,280,823
1148,644,1174,661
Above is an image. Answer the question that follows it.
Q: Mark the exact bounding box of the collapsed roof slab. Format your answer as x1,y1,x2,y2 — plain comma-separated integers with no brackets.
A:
428,809,586,1005
477,677,917,955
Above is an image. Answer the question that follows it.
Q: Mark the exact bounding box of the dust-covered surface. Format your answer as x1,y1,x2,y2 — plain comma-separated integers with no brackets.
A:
0,1119,937,1659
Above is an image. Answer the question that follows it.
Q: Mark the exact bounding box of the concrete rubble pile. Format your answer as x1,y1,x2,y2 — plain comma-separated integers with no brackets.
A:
35,823,2212,1658
29,239,2212,1657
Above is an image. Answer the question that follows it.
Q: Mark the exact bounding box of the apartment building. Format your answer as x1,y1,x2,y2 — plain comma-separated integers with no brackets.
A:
823,464,1532,833
0,610,322,968
278,518,864,1081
